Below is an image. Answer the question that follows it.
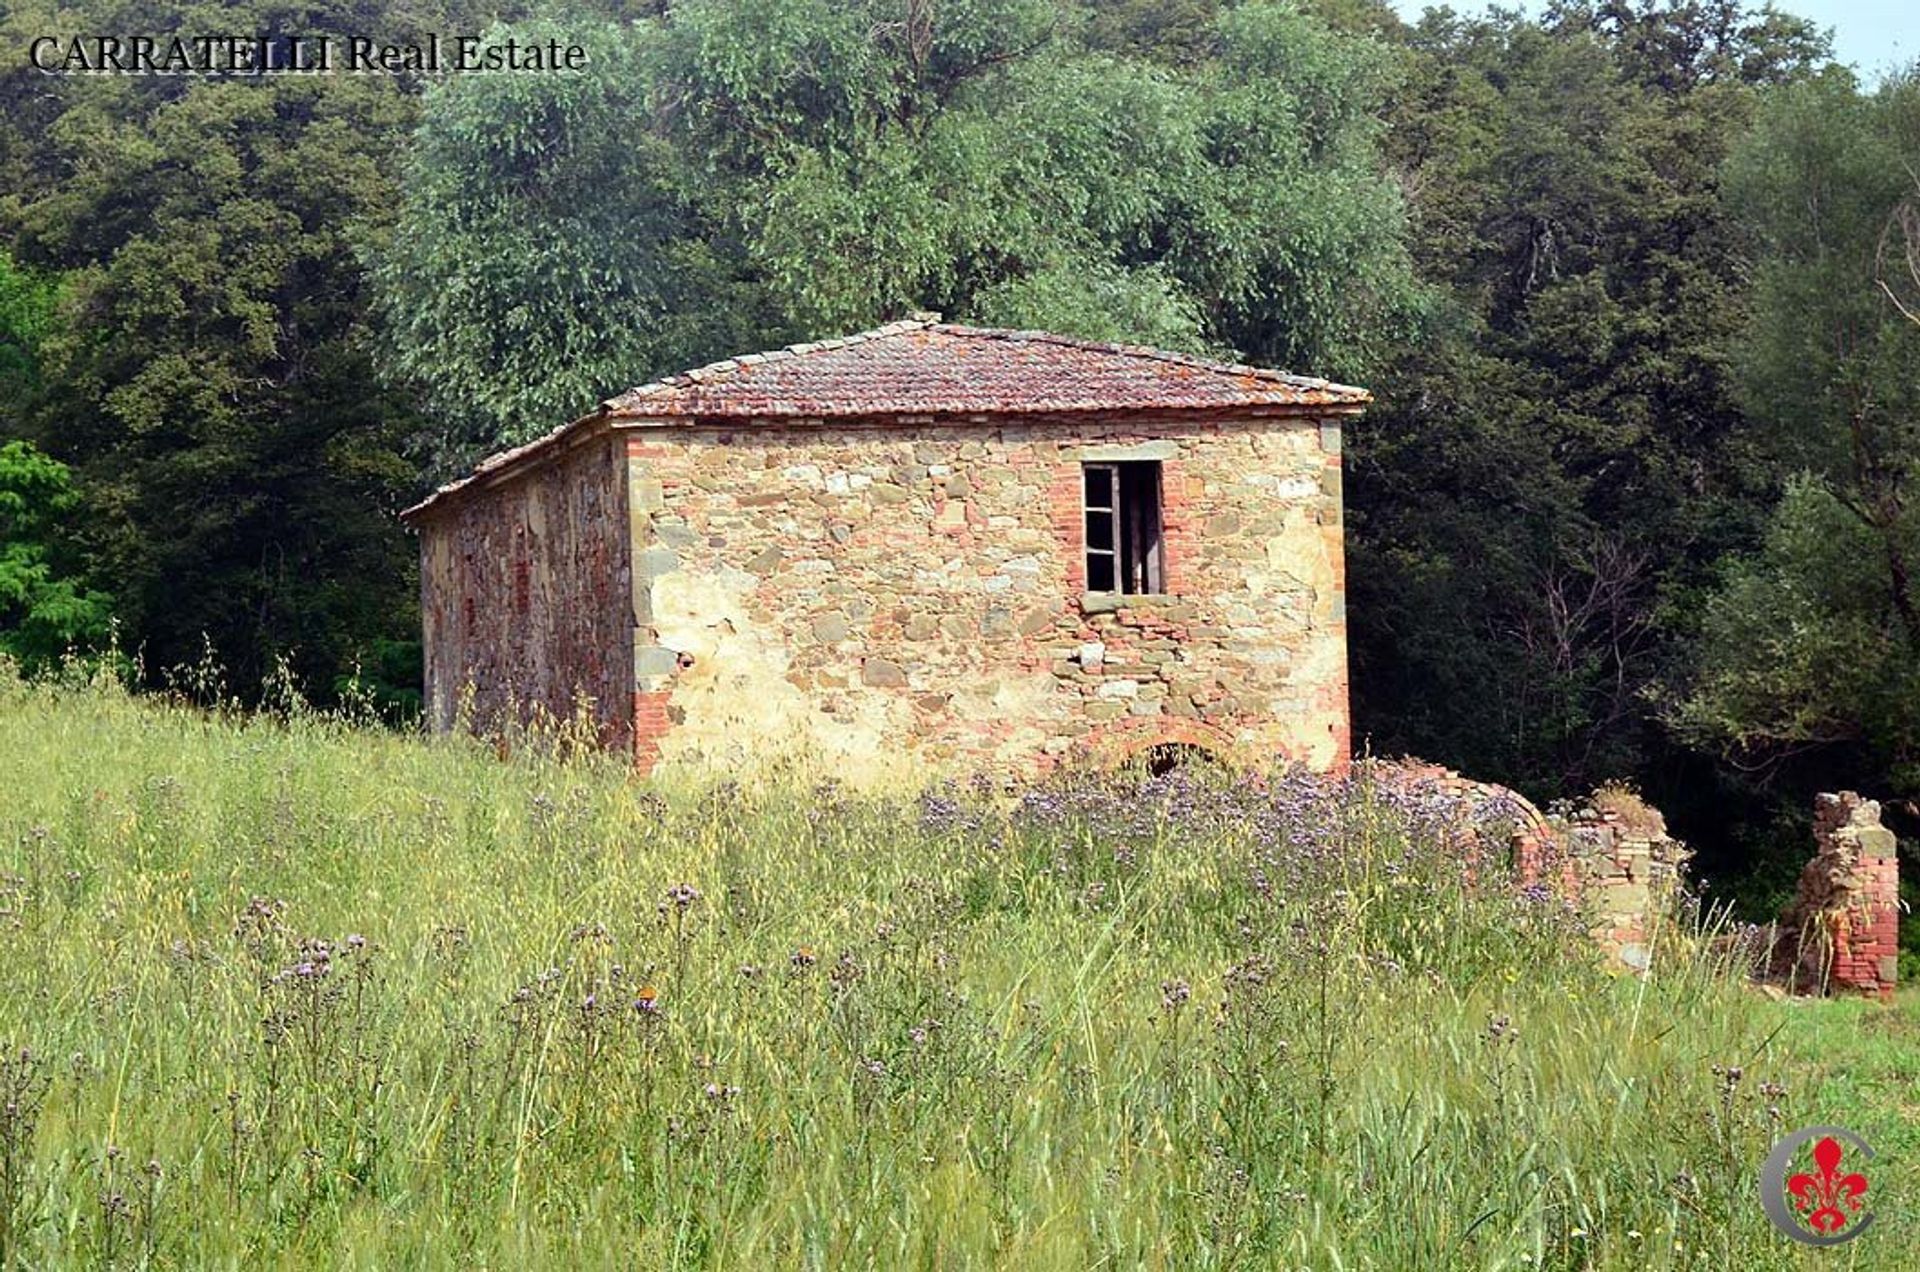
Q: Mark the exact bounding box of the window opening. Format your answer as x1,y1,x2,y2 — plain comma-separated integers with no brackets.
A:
1082,461,1164,594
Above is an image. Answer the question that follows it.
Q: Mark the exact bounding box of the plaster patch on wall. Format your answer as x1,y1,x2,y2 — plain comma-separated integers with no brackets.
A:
650,562,912,779
1259,502,1339,622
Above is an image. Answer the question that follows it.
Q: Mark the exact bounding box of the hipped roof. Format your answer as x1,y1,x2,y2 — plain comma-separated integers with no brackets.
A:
401,318,1369,522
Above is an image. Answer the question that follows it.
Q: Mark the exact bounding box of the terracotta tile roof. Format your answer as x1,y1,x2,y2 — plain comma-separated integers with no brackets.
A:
603,319,1370,418
401,318,1367,521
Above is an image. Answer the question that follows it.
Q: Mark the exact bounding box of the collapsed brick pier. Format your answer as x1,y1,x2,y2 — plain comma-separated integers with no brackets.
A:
1773,792,1902,1000
1536,793,1691,972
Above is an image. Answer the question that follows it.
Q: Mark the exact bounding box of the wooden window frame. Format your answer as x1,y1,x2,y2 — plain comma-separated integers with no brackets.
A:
1082,460,1165,596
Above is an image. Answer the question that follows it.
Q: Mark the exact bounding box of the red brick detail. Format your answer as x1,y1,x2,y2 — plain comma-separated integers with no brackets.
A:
1045,459,1086,597
1326,715,1353,776
1313,676,1353,776
1775,792,1901,1000
1080,716,1243,768
633,691,672,775
1829,856,1900,1000
511,553,531,617
1048,448,1205,601
1159,462,1192,593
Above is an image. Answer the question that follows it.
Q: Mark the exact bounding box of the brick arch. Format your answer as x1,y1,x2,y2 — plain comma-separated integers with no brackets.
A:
1365,759,1567,891
1076,717,1249,771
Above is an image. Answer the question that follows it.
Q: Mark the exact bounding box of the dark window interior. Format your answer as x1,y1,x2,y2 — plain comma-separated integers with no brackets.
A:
1082,460,1165,594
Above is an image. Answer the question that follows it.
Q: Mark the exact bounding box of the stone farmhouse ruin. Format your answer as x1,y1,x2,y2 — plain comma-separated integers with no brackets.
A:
401,318,1362,777
401,318,1900,994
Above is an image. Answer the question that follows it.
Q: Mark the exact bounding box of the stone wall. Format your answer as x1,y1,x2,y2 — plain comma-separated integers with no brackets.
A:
416,431,633,749
622,413,1348,778
1549,793,1690,972
1378,775,1903,992
1371,762,1690,971
1775,792,1901,999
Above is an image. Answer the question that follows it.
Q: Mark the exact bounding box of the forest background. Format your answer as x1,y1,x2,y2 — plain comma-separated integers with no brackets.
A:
2,0,1915,933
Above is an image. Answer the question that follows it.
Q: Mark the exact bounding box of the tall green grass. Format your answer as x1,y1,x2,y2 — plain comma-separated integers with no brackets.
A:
0,668,1911,1268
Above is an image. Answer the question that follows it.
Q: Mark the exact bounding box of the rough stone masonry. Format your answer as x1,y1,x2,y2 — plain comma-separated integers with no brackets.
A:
1774,792,1902,999
1378,762,1691,971
401,319,1365,779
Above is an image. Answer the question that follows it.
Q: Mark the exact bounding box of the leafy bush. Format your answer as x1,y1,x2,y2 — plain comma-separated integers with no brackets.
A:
0,440,113,670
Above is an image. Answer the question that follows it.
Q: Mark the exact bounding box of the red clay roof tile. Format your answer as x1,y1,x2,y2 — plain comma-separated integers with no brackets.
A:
401,318,1368,521
604,320,1368,417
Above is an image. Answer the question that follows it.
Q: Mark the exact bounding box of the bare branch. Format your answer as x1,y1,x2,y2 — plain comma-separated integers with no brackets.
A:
1874,174,1920,326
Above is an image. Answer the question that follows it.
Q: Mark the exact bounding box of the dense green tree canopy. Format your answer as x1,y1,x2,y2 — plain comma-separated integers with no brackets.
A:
1344,1,1827,798
1675,70,1920,796
0,1,472,693
0,248,108,666
0,250,57,415
0,438,112,668
374,0,1424,470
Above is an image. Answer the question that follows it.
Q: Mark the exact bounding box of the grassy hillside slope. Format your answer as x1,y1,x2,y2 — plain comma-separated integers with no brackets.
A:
0,672,1913,1267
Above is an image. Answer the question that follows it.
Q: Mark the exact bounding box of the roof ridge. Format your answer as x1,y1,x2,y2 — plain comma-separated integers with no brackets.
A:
605,317,937,411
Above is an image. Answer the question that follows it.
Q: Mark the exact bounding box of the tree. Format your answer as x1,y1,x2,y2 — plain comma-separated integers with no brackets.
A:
0,252,108,669
0,250,57,415
374,13,778,476
1674,68,1920,796
1674,479,1920,785
373,0,1424,467
1343,3,1828,797
0,440,112,669
0,1,463,697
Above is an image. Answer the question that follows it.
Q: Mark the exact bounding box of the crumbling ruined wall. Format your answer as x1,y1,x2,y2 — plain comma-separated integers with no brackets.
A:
1371,761,1690,970
1774,793,1901,999
416,431,633,750
1549,792,1691,972
622,413,1348,778
1395,778,1903,994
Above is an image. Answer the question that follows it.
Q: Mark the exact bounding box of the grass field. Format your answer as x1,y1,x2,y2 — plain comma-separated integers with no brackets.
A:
0,668,1913,1268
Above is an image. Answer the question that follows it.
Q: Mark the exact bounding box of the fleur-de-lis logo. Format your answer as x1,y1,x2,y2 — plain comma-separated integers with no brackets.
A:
1786,1136,1869,1234
1761,1126,1877,1246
